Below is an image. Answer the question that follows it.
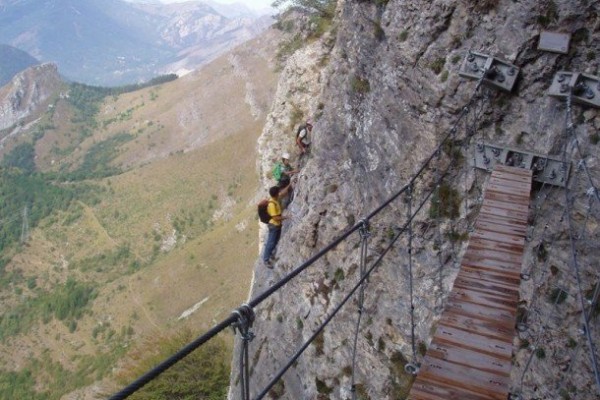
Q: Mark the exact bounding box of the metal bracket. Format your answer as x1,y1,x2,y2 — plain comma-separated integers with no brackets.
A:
473,144,570,187
232,304,256,341
549,71,600,108
459,51,520,92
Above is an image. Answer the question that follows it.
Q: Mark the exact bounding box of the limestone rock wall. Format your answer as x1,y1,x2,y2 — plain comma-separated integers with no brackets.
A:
0,63,61,131
233,1,600,399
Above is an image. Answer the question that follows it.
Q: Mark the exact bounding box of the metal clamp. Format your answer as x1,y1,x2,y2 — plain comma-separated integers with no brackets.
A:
405,362,420,375
232,304,256,340
358,219,371,239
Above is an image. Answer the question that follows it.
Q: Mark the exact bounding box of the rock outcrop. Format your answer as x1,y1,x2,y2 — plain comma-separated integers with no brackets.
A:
0,63,61,131
234,0,600,399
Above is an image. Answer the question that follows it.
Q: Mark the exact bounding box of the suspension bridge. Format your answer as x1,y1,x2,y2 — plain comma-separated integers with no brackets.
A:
408,165,532,400
108,61,600,400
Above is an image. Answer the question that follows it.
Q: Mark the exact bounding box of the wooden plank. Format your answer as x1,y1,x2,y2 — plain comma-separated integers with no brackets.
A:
484,191,531,205
475,220,527,236
480,198,529,213
438,313,515,342
479,205,528,220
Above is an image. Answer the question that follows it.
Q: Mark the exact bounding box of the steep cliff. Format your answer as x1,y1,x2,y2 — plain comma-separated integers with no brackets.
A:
235,0,600,399
0,63,61,132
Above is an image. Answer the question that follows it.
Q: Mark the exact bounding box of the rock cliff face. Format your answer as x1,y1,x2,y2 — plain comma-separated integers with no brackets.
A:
234,1,600,399
0,63,61,132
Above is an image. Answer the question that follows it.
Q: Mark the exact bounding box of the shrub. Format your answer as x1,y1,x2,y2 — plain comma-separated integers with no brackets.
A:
429,183,461,219
440,70,449,82
430,57,446,75
351,76,370,94
118,331,230,400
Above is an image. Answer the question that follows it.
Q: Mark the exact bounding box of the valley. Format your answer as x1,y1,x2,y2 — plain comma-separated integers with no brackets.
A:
0,27,281,399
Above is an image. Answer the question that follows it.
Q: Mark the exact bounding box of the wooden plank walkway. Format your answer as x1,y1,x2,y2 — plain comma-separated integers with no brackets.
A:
408,165,532,400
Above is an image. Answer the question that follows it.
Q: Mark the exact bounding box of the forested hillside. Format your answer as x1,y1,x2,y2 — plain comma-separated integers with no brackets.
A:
0,27,282,399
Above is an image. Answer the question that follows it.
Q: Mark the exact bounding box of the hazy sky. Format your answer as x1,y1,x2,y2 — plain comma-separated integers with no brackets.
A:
161,0,275,11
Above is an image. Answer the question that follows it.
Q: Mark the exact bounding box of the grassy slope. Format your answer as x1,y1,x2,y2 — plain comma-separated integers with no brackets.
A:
0,29,280,399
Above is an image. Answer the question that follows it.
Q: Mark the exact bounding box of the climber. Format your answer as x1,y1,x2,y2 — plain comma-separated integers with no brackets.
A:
272,152,298,188
296,120,313,155
262,185,288,268
272,153,298,209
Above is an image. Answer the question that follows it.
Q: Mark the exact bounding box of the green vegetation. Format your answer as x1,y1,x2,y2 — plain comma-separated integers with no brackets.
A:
70,244,141,276
1,142,36,173
354,383,372,400
536,0,558,27
429,183,461,219
351,76,371,94
389,351,415,398
440,70,449,83
276,34,303,64
398,30,409,42
273,0,336,19
590,132,600,145
0,143,104,252
269,379,286,398
417,341,427,356
273,0,336,62
373,20,385,41
535,347,546,359
315,377,333,394
64,133,134,180
0,278,96,340
430,57,446,75
572,28,589,44
118,332,230,400
0,332,129,399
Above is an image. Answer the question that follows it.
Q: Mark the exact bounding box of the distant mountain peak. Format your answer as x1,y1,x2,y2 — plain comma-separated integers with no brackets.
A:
1,0,271,85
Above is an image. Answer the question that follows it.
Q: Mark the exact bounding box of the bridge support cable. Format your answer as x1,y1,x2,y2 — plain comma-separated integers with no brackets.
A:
516,269,573,396
561,93,600,392
433,150,445,314
350,220,371,400
254,158,457,400
405,184,420,374
232,304,256,400
516,207,568,330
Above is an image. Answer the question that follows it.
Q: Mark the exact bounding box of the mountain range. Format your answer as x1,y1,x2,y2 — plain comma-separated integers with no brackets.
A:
0,0,273,86
0,44,39,86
